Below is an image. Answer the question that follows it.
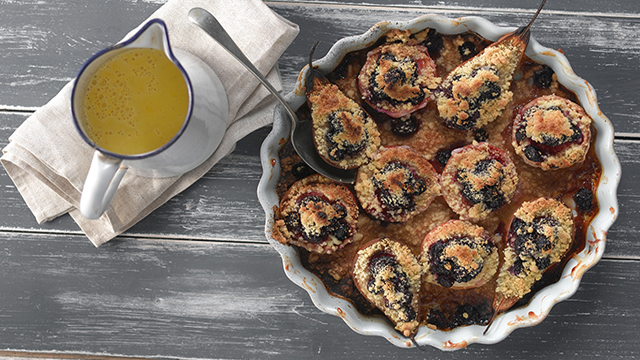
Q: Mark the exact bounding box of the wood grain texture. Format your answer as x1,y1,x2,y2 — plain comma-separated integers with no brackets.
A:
0,232,638,359
274,0,640,15
0,0,639,358
0,112,635,258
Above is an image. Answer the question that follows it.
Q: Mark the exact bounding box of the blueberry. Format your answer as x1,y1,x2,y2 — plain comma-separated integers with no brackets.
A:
534,65,554,89
420,28,444,56
458,41,477,61
284,212,300,231
515,126,527,142
574,187,593,212
390,116,419,136
524,145,545,162
436,149,452,167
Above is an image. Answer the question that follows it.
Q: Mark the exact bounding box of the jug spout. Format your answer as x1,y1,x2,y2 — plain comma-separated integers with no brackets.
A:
123,19,174,58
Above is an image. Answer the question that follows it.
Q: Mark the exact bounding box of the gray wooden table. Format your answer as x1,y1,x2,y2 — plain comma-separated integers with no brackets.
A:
0,1,638,359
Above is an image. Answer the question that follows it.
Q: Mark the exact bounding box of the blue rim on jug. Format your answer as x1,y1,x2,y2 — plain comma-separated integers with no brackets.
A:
70,19,194,161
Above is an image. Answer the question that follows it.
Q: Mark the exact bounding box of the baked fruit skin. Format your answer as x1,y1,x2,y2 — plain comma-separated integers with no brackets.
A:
496,197,574,300
272,174,360,254
358,33,441,119
434,34,525,131
355,146,441,223
307,68,381,170
512,95,592,170
352,237,422,337
420,220,499,289
441,142,519,221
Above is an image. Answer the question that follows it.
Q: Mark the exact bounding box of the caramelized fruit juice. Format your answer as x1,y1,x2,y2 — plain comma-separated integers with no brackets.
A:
82,48,189,155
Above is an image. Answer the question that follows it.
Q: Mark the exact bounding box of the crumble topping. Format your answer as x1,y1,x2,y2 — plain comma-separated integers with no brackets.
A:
513,95,592,170
421,220,498,289
441,142,519,221
353,237,422,337
308,82,381,169
496,197,574,299
355,146,441,223
272,174,360,254
358,37,441,118
435,41,522,130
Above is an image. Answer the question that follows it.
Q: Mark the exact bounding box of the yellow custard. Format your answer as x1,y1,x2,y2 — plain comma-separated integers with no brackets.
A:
82,47,189,155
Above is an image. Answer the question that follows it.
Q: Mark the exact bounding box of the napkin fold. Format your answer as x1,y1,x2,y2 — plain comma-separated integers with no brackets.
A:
1,0,299,246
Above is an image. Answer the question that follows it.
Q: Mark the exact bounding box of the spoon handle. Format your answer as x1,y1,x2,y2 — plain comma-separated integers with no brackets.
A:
188,7,297,127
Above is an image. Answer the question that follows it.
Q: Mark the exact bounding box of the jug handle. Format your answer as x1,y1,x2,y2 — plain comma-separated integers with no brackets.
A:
80,152,128,219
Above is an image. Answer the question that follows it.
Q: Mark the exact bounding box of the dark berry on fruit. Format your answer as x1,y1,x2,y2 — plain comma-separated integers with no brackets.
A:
458,41,477,61
574,187,593,212
474,128,489,142
534,65,554,89
373,162,426,213
515,126,527,142
333,203,347,219
366,252,416,321
512,216,557,271
428,237,494,288
325,110,368,161
291,161,315,179
420,28,444,56
457,159,506,211
284,212,300,231
436,149,452,167
524,145,545,162
368,54,425,106
390,116,419,136
297,196,351,244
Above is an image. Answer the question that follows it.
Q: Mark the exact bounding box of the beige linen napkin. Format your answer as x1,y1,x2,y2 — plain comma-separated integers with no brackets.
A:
1,0,299,246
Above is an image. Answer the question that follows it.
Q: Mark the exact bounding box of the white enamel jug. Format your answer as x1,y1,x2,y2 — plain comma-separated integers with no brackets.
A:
71,19,228,219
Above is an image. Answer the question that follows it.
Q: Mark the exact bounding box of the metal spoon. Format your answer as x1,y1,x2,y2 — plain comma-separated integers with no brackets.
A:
188,7,356,183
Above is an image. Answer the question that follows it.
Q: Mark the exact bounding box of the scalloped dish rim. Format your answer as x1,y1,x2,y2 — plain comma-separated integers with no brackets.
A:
257,14,621,350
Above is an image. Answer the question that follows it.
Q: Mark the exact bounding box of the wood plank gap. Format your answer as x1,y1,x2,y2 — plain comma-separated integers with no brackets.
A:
613,133,640,141
0,105,38,114
266,1,640,19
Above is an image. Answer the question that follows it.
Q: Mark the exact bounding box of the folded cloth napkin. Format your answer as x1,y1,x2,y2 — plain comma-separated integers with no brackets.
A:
1,0,299,246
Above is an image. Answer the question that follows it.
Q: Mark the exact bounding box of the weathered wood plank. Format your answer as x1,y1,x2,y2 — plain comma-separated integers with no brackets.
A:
274,0,640,15
0,111,634,257
271,4,640,133
0,2,638,133
0,232,638,359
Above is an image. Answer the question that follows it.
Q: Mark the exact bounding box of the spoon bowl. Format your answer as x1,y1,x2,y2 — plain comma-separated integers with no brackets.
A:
188,7,356,183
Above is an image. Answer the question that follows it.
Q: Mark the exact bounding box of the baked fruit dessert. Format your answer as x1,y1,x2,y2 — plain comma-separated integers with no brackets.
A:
352,237,422,337
358,30,440,119
512,95,592,170
441,142,519,221
271,0,604,338
494,197,574,311
420,220,498,289
434,9,538,130
306,45,381,169
354,146,440,223
272,174,359,254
